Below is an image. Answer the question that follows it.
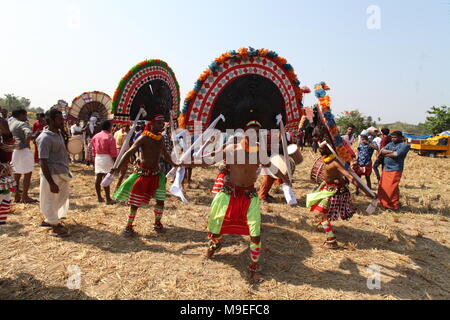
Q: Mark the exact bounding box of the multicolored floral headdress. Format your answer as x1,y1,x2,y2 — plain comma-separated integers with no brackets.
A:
314,82,353,162
112,59,180,125
179,47,309,132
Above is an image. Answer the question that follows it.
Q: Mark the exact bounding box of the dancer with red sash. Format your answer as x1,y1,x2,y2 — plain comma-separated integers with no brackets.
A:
113,114,176,236
192,121,290,283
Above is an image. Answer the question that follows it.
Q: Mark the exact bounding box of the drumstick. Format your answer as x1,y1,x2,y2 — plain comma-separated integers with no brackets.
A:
112,108,147,170
168,111,181,162
101,108,147,187
276,115,293,183
166,114,225,178
325,142,376,199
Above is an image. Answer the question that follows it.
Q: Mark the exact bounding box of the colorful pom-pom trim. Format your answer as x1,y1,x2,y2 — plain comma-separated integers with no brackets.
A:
111,59,180,125
179,47,305,131
314,82,353,162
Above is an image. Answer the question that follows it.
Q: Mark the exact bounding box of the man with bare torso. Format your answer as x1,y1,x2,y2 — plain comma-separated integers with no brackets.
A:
307,142,374,249
112,114,176,236
191,121,290,283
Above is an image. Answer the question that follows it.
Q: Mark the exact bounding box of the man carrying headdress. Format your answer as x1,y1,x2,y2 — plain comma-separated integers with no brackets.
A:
112,114,177,236
83,116,100,166
306,142,375,249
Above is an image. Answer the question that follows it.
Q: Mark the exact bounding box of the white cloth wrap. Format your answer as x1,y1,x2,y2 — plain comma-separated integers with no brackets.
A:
39,172,70,225
11,148,34,174
94,154,114,174
282,183,298,206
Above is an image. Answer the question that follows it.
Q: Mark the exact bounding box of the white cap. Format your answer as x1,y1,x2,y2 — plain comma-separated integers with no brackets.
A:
90,116,97,122
367,127,379,134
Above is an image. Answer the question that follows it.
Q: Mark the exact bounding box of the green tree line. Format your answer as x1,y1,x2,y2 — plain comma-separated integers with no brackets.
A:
0,93,44,114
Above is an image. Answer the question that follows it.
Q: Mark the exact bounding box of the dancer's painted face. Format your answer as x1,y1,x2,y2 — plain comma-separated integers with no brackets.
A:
151,120,165,133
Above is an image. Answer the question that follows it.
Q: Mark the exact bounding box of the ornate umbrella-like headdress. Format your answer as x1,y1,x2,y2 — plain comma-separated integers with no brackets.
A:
179,47,309,132
112,59,180,124
68,91,113,122
314,82,353,162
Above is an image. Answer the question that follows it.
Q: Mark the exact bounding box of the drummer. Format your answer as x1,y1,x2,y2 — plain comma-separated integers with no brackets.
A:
70,120,84,162
306,142,374,249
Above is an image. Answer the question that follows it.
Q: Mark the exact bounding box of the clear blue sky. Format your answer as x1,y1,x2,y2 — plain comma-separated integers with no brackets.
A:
1,0,449,124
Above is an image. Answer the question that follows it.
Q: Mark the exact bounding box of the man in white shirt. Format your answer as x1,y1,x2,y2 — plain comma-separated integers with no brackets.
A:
70,120,83,137
373,134,382,149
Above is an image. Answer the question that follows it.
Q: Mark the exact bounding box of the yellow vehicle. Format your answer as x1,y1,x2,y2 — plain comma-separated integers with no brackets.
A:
411,135,450,158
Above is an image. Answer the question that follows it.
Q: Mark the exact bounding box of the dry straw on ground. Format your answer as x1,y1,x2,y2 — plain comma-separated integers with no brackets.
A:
1,151,449,300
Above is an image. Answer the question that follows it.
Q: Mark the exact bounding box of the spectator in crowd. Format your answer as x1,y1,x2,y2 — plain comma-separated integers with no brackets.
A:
341,124,356,147
378,131,410,211
32,113,46,164
296,130,305,150
114,124,131,192
1,108,9,120
37,109,71,237
114,125,130,151
353,134,379,194
373,128,391,182
91,120,118,205
9,109,39,203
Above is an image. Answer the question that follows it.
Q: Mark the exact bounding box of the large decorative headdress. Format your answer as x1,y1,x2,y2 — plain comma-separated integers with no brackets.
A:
314,82,353,162
112,59,180,124
68,91,112,122
179,47,308,132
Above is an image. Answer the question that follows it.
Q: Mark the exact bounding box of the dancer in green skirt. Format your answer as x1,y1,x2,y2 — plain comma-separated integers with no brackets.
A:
112,114,176,236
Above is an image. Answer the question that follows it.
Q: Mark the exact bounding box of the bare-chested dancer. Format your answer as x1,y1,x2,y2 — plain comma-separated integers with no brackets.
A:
189,121,290,283
307,142,374,249
112,114,176,236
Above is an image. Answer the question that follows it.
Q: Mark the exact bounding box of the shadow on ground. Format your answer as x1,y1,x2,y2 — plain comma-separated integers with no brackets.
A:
0,273,96,300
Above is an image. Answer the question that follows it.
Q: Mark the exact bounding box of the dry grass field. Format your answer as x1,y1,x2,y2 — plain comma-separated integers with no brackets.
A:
1,150,449,300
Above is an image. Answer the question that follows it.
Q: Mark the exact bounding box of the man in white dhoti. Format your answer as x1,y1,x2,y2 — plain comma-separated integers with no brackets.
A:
36,109,71,237
91,120,118,205
9,109,39,204
83,117,99,166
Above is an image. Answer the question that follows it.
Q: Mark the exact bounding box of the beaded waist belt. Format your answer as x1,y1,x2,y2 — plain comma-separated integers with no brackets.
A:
134,165,160,177
325,180,349,194
222,183,258,199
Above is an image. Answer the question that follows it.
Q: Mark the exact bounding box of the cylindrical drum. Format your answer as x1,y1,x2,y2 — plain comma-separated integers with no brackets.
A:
311,157,325,184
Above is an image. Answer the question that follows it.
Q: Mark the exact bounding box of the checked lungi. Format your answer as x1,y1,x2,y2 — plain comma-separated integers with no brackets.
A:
307,180,355,221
